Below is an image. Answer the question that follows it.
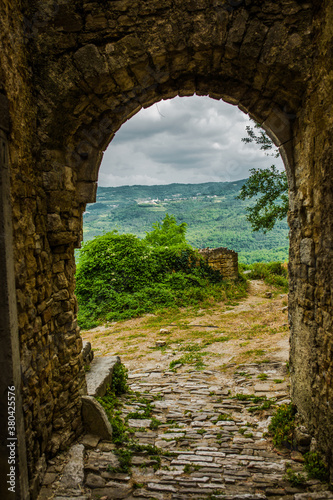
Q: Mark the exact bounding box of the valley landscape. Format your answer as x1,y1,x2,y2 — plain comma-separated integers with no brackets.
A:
82,180,289,264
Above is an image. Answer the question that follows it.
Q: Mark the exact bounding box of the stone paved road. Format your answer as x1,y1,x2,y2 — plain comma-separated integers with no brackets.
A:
38,362,333,500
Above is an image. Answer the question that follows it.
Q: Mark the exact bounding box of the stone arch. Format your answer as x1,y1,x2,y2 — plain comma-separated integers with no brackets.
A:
3,1,333,495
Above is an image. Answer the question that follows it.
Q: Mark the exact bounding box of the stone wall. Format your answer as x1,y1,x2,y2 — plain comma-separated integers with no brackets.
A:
0,2,87,497
199,247,238,280
288,0,333,477
1,1,333,496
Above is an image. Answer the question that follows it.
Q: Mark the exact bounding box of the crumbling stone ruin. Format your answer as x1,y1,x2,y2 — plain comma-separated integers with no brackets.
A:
1,1,333,498
199,247,238,280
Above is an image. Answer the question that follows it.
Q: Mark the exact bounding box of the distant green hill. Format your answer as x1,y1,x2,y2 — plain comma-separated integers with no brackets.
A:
82,180,289,264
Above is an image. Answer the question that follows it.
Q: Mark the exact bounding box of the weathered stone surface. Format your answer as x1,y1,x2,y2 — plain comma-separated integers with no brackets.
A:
91,485,132,499
85,473,106,488
199,247,238,280
81,396,113,440
59,444,84,488
80,433,100,449
294,494,333,500
127,419,152,428
85,356,121,397
299,238,315,267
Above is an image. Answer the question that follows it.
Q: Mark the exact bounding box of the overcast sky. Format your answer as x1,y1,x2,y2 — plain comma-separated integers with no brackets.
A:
98,95,284,187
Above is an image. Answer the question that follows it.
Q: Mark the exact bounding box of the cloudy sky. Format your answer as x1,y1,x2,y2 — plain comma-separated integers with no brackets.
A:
98,95,284,187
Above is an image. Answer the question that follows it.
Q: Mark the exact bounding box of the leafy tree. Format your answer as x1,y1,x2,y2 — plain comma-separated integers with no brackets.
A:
144,213,188,246
237,166,289,232
238,121,289,232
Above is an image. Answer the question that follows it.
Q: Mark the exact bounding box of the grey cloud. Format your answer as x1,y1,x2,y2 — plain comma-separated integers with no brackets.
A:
99,96,283,187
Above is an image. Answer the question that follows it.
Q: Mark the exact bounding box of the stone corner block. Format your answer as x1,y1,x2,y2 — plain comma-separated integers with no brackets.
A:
81,396,112,441
85,355,121,397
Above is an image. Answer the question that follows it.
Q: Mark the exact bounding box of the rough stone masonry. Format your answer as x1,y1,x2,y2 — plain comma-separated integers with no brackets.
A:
199,247,238,280
0,1,332,498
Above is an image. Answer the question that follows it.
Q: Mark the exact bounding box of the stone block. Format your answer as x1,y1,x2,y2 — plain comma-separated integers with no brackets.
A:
85,356,120,397
86,473,106,488
81,396,113,440
74,44,107,79
59,444,84,488
300,238,315,266
47,214,63,232
80,434,100,449
76,181,97,203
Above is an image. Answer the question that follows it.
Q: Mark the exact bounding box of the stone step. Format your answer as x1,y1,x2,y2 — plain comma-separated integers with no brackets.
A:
85,355,121,397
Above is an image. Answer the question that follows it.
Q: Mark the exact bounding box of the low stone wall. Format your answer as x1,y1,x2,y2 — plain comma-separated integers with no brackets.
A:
198,247,238,281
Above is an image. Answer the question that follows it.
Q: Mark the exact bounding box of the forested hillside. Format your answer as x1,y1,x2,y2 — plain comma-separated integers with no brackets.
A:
82,180,289,263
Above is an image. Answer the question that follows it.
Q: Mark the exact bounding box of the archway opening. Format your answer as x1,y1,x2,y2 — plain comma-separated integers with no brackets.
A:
77,95,290,375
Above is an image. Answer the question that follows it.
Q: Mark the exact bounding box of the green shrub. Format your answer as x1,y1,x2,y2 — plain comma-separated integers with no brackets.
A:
268,403,296,447
284,468,306,486
111,363,129,395
304,452,329,482
76,221,248,328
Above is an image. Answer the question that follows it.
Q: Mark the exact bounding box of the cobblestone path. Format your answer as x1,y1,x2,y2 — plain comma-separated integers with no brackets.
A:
39,362,333,500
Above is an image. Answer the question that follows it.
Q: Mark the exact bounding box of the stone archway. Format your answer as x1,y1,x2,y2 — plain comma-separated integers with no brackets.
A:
1,1,333,496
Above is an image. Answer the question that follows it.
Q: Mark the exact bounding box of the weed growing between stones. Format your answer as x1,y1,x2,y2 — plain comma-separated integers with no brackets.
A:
127,400,154,419
235,370,252,378
108,448,133,473
283,452,330,487
111,363,129,395
184,464,201,473
213,413,233,423
97,388,131,445
303,452,330,482
150,416,162,430
284,468,306,486
169,351,207,370
97,363,132,444
109,442,173,475
268,403,297,447
230,393,276,412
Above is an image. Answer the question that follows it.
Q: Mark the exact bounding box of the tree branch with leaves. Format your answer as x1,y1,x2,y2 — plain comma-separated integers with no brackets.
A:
237,121,289,233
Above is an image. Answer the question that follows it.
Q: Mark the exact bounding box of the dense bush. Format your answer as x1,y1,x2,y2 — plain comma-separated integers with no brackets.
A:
76,220,246,329
239,261,288,292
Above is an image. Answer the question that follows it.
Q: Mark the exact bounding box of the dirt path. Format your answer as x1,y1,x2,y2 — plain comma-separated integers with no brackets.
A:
82,280,290,375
